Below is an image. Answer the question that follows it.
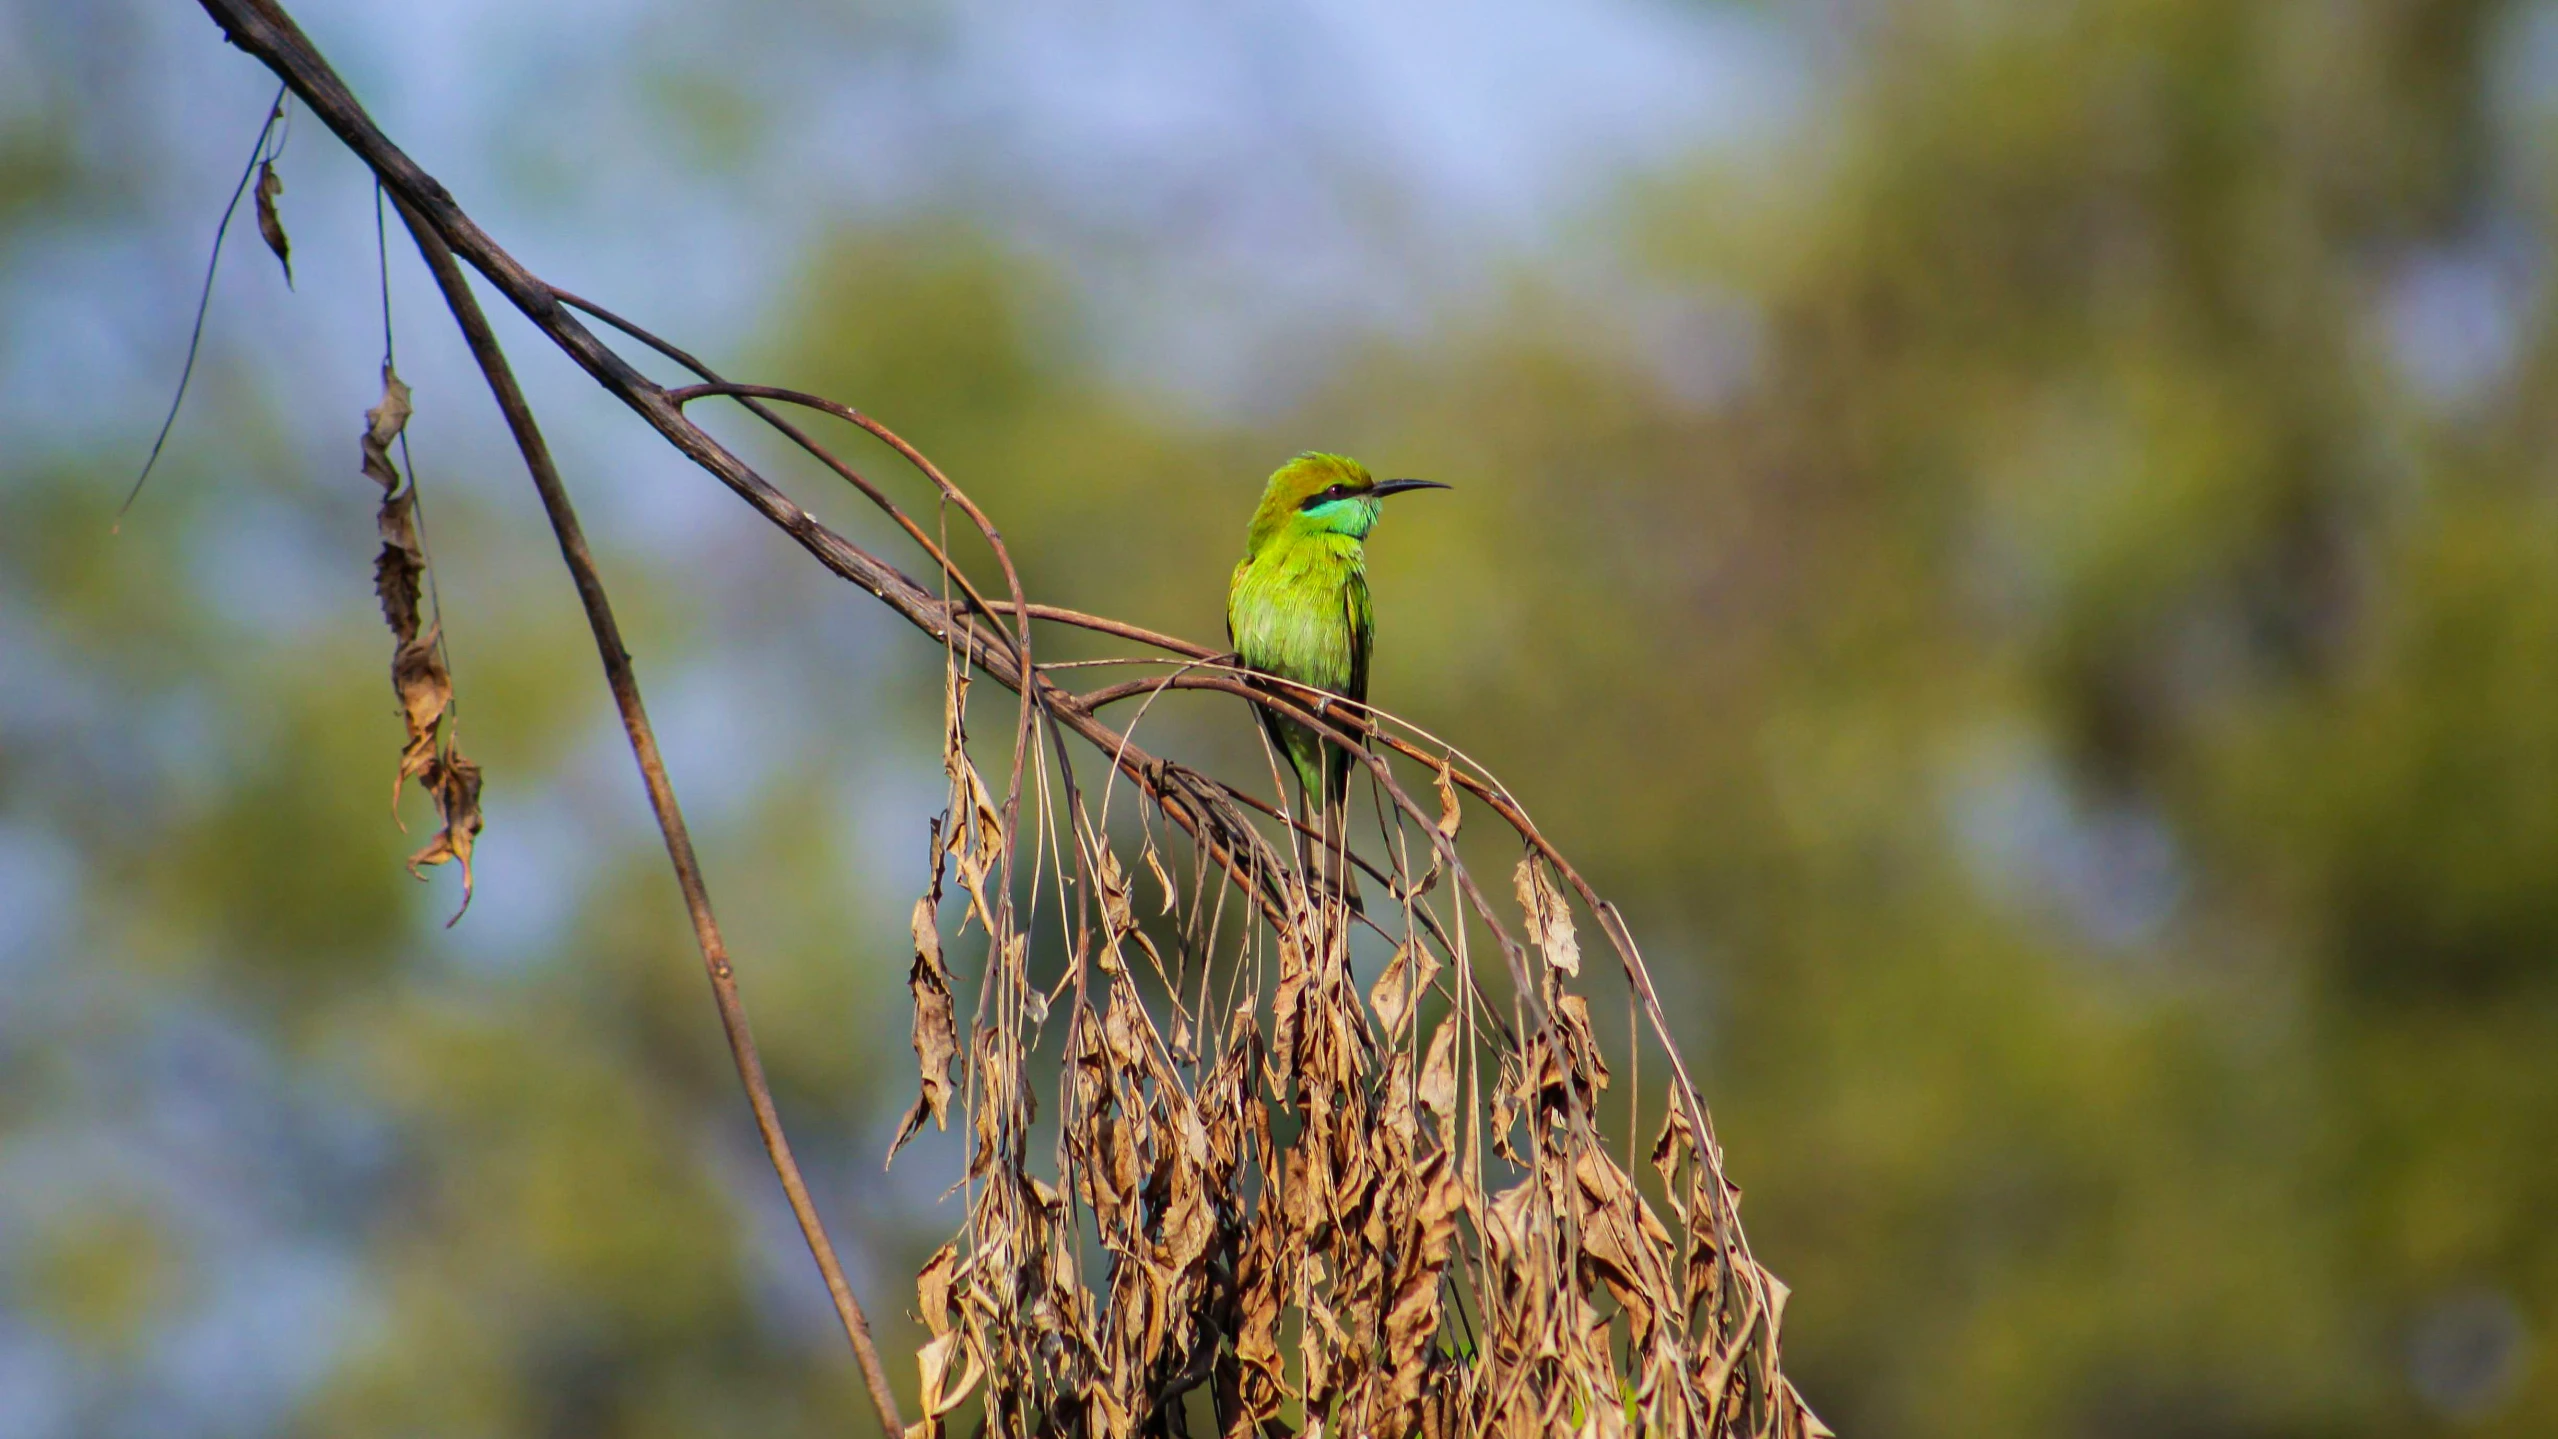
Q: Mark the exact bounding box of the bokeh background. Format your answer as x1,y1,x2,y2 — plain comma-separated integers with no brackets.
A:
5,1,2556,1434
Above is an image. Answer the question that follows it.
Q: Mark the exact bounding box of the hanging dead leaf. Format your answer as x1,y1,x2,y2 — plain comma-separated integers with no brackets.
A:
915,1328,983,1421
1514,853,1580,976
1368,944,1418,1035
253,159,291,287
403,745,483,924
890,894,959,1161
915,1242,959,1338
1551,992,1612,1099
1141,841,1178,915
364,367,425,646
1404,755,1464,900
1490,1057,1526,1165
389,627,450,811
361,365,412,494
1371,940,1452,1042
1095,846,1135,936
352,365,483,924
1418,1014,1459,1129
374,505,424,642
1373,1150,1463,1437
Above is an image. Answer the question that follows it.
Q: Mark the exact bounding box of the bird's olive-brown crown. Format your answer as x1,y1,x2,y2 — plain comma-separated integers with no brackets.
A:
1243,453,1377,555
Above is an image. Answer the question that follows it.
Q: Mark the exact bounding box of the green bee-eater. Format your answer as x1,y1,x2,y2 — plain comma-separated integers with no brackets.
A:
1227,453,1448,899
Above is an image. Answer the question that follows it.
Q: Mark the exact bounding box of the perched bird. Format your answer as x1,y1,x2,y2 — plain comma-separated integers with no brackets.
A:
1226,452,1448,903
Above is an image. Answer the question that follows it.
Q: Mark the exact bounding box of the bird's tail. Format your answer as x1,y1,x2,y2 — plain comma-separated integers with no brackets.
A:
1305,795,1364,914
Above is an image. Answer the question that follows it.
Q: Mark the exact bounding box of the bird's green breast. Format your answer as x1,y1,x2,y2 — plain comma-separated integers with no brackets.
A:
1227,532,1371,699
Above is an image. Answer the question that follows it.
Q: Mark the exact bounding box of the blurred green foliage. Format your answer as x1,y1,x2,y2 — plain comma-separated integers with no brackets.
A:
3,1,2554,1435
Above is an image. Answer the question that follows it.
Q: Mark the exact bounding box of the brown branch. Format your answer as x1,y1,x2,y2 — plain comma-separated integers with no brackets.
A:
389,197,907,1437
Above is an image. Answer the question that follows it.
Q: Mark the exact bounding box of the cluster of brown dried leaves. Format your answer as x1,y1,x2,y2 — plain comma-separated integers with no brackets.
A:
894,656,1826,1439
361,366,482,921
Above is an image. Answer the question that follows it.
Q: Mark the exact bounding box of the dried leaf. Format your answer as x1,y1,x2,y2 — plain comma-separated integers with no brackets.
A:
388,629,450,810
1418,1014,1459,1129
1404,756,1463,900
1368,944,1415,1035
915,1243,959,1338
1142,841,1178,915
362,365,412,494
403,746,483,924
1084,1384,1131,1439
1377,1150,1464,1433
253,160,291,287
937,669,1006,894
1095,846,1136,936
1573,1149,1674,1346
1368,943,1444,1043
355,367,482,925
915,1329,983,1420
364,368,424,649
1759,1260,1793,1332
1551,992,1613,1098
1651,1095,1699,1192
890,894,958,1162
1490,1059,1526,1165
374,517,424,646
1482,1179,1541,1263
1515,853,1580,976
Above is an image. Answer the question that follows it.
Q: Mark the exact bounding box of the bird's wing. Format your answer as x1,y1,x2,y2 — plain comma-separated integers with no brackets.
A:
1345,566,1374,710
1224,558,1246,652
1229,555,1303,793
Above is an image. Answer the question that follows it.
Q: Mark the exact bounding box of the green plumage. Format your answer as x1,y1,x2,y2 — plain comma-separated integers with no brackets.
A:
1226,453,1442,814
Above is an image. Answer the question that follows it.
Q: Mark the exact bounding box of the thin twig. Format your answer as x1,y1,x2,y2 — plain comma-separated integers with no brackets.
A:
985,602,1208,659
119,83,287,525
390,196,907,1438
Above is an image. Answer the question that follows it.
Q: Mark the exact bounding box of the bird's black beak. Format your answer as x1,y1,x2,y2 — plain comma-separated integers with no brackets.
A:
1370,478,1451,498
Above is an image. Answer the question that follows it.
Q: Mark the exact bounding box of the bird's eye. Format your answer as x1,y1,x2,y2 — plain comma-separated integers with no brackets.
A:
1327,484,1351,500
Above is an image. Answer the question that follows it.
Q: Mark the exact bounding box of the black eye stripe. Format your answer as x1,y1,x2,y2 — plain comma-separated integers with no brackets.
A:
1299,482,1358,510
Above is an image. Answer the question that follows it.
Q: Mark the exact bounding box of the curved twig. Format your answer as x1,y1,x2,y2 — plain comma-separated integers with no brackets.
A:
550,290,1019,664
